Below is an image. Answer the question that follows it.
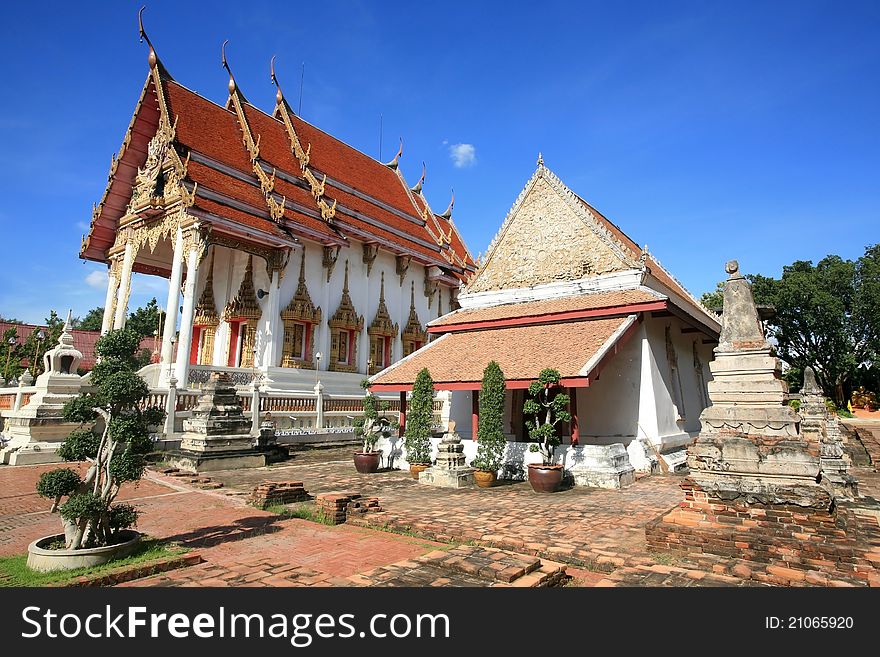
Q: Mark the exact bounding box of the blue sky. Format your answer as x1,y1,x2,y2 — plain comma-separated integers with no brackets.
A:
0,0,877,324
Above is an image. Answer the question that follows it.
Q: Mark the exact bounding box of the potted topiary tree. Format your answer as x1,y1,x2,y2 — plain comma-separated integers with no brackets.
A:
27,328,165,572
523,368,570,493
471,361,507,488
353,379,397,473
404,367,434,479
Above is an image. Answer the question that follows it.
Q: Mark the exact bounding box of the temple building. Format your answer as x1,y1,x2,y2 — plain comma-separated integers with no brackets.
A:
370,158,722,487
79,26,474,398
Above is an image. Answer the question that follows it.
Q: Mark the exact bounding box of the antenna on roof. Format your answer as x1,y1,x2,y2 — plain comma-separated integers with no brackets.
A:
379,113,383,161
298,61,305,115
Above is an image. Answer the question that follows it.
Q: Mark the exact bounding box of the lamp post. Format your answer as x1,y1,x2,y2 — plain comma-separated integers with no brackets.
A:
314,351,322,387
168,334,176,385
32,329,45,376
4,336,17,380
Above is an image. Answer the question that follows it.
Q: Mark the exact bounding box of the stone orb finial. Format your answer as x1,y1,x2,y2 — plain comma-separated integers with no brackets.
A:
725,260,739,276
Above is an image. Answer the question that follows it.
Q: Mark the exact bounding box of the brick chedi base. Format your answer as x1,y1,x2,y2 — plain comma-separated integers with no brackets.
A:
646,481,880,585
251,481,310,509
316,492,383,525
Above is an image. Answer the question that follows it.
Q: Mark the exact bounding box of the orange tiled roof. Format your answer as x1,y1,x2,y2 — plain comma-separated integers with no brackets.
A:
370,316,632,387
430,289,663,328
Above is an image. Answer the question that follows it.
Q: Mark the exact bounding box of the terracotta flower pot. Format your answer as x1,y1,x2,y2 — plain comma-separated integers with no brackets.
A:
527,463,564,493
474,470,497,488
410,463,430,479
353,451,381,474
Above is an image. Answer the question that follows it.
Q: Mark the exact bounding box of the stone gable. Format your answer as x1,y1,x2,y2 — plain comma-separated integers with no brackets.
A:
468,176,630,293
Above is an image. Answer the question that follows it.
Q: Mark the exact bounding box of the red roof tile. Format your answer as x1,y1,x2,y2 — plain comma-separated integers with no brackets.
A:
371,316,632,387
431,289,662,328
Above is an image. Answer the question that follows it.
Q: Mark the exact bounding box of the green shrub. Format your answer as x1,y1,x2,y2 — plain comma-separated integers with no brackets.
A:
404,368,434,464
471,361,507,472
524,368,570,465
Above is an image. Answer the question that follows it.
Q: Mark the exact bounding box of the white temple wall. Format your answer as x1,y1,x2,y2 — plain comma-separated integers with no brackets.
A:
190,238,448,382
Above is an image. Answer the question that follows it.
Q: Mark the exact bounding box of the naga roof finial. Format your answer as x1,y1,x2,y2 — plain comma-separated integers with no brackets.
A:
384,138,403,169
411,161,426,194
138,6,158,70
439,189,455,219
270,55,284,106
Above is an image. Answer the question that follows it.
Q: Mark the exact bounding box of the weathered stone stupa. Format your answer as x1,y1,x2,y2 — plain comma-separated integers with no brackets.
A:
167,371,266,472
646,261,879,585
419,421,475,488
0,311,83,465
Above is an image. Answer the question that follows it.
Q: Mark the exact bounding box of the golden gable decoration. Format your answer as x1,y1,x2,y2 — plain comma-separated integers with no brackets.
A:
281,248,322,369
328,260,364,373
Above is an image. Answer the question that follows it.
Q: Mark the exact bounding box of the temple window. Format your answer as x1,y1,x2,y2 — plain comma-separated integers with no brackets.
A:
191,249,219,366
280,248,322,369
327,260,364,373
222,255,262,370
367,272,399,375
401,281,428,358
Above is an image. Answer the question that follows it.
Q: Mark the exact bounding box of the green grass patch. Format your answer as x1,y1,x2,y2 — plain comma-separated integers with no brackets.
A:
264,502,335,526
0,538,188,588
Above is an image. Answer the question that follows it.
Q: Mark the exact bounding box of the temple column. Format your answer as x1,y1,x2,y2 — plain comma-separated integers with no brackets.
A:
113,242,135,329
262,269,281,371
174,240,201,386
159,228,185,386
100,262,119,335
399,391,407,437
471,390,479,440
569,387,579,446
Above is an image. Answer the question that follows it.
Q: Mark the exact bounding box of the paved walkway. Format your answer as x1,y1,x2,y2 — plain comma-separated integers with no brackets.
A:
3,430,879,587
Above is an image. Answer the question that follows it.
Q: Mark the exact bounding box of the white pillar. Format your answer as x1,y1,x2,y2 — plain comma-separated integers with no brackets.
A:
174,245,200,386
100,265,119,335
250,379,262,436
262,269,281,372
159,229,185,386
163,376,177,436
113,242,135,329
314,381,324,429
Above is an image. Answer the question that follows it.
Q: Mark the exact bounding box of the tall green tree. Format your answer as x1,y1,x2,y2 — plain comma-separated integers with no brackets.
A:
404,368,435,465
126,298,164,340
77,307,105,332
747,246,879,404
472,361,508,472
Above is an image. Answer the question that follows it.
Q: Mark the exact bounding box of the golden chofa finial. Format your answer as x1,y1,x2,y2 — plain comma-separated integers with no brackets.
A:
138,6,157,69
411,161,426,194
384,138,403,169
270,55,284,106
221,40,236,95
439,189,454,219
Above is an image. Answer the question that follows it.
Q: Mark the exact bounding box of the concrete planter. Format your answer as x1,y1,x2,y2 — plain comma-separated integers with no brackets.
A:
27,530,142,573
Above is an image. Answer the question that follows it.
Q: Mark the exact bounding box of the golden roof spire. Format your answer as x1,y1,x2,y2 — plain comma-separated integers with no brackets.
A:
411,161,426,194
138,6,158,70
270,55,284,107
384,138,403,169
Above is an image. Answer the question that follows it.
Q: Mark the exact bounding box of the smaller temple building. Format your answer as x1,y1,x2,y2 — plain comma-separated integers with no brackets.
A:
370,158,722,487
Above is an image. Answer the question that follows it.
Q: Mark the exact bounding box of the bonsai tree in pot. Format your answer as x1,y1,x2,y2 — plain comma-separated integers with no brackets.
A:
404,367,434,478
471,361,507,488
353,379,397,473
32,328,164,563
523,368,570,493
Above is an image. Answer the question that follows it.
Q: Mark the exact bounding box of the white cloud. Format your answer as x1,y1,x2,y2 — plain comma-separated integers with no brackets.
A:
449,143,477,168
85,270,107,290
